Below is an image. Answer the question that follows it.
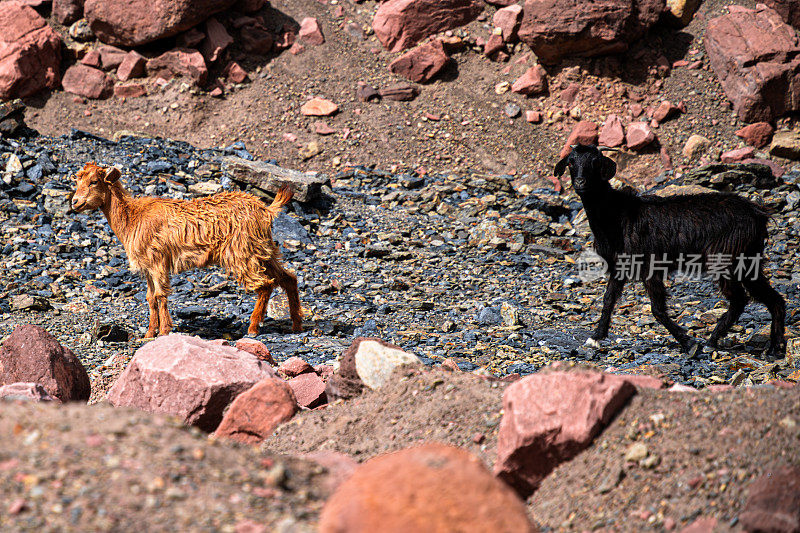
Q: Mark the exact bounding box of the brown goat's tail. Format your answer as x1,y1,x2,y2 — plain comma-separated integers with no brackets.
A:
266,185,294,216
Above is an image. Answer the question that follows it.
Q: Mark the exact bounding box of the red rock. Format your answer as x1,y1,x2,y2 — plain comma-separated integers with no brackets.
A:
202,17,233,63
234,338,275,365
356,82,380,102
379,83,420,101
493,4,523,41
630,103,644,117
560,121,598,157
389,39,449,83
98,45,126,69
511,64,548,95
224,61,248,83
373,0,483,52
598,114,625,147
0,325,90,402
213,377,298,444
80,49,102,68
0,382,58,402
494,371,636,498
320,443,537,533
680,517,718,533
278,356,314,378
660,146,673,169
114,82,146,98
301,97,339,116
763,0,800,29
298,17,325,46
314,364,335,380
84,0,237,47
483,33,505,57
525,110,542,123
735,122,774,148
721,146,755,163
179,27,206,48
209,86,224,97
116,50,146,81
0,3,62,99
740,157,786,178
314,121,336,135
288,372,327,408
626,121,656,150
652,100,681,123
146,48,208,86
61,64,114,99
53,0,84,25
108,334,276,432
289,42,304,55
518,0,666,64
706,5,800,122
619,374,664,389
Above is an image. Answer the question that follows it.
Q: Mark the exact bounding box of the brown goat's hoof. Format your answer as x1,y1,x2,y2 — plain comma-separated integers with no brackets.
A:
144,331,157,339
247,328,260,336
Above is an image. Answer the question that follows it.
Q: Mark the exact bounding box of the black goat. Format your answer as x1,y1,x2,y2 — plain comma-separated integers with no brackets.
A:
555,144,786,357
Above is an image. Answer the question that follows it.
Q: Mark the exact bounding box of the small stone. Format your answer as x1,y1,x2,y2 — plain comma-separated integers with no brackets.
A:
770,130,800,160
298,17,325,46
625,442,648,462
735,122,774,148
301,98,339,116
504,103,521,118
625,121,656,150
682,134,711,160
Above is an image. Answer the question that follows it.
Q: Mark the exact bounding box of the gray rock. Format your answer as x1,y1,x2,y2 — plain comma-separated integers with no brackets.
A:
222,156,330,203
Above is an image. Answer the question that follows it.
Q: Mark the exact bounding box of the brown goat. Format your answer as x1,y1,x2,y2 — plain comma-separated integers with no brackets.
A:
70,162,302,338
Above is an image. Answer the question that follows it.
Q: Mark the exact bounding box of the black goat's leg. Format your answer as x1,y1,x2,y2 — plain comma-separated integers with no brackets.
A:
742,273,786,357
587,277,626,347
644,276,696,353
707,279,748,349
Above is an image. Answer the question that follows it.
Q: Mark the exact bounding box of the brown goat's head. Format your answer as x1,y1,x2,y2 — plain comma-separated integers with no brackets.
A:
71,162,121,213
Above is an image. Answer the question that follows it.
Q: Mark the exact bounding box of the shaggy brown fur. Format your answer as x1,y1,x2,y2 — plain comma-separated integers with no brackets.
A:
71,162,302,338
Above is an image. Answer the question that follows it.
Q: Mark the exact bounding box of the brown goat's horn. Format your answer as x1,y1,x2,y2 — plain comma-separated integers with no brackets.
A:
598,146,619,152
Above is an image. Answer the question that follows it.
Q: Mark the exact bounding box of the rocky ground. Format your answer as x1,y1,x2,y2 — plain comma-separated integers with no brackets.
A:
2,0,800,529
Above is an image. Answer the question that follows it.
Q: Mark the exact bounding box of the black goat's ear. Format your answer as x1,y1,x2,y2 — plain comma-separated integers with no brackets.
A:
600,156,616,180
104,167,121,183
554,157,569,177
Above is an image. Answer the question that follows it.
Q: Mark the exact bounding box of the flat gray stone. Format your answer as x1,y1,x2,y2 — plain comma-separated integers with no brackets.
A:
222,156,329,203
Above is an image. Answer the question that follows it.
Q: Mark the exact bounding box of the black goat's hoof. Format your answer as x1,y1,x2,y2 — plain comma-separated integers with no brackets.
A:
764,342,786,360
683,340,703,359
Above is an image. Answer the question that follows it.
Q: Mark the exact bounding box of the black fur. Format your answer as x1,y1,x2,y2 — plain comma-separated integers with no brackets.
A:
556,144,786,357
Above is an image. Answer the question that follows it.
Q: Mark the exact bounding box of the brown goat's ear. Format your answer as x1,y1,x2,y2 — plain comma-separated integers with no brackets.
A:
600,156,616,181
104,167,121,183
554,157,569,177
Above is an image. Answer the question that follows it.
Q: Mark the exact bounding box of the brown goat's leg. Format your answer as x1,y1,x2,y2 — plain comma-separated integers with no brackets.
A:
144,275,159,338
151,272,173,336
248,284,274,336
279,270,303,332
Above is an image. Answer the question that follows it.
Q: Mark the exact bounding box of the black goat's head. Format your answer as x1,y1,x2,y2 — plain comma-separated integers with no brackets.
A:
554,144,617,194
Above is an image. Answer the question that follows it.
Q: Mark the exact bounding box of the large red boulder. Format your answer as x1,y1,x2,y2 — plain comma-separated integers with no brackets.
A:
320,443,537,532
518,0,666,64
739,466,800,532
706,5,800,122
626,121,656,150
62,64,114,99
0,325,90,402
107,334,276,432
493,4,523,41
389,39,449,83
146,48,208,86
213,377,298,445
287,372,327,408
735,122,775,148
0,2,62,99
84,0,237,47
493,371,636,498
373,0,483,52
